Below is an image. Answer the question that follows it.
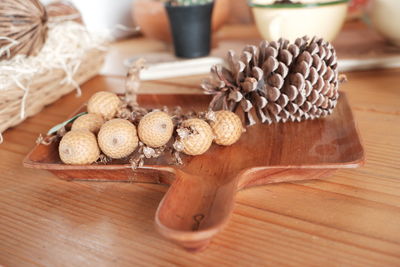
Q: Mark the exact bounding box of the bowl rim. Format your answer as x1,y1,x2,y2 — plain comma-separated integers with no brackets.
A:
248,0,349,8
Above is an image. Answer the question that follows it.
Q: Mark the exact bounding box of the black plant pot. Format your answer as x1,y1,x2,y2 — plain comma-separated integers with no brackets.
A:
165,2,214,58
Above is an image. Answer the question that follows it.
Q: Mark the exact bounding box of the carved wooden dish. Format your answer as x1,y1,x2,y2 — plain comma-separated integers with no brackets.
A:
23,93,364,252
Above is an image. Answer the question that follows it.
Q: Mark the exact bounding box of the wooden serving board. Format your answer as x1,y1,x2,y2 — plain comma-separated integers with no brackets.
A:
23,93,364,252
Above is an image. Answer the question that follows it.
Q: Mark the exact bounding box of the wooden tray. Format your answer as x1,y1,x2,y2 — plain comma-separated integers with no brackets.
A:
23,93,364,252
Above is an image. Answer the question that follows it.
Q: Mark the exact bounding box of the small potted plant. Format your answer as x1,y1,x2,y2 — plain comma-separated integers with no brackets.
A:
164,0,214,58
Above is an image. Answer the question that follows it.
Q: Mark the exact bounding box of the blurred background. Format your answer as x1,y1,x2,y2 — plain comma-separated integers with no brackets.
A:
37,0,400,79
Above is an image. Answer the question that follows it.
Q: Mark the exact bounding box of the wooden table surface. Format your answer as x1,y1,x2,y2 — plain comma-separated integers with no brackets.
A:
1,24,400,266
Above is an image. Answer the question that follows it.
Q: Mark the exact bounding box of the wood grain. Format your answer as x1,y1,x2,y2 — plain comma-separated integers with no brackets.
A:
23,93,363,251
1,24,400,265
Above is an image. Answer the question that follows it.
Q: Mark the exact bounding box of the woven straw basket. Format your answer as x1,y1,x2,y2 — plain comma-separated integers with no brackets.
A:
0,48,105,139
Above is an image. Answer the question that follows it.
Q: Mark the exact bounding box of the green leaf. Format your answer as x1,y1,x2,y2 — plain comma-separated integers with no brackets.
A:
47,112,88,136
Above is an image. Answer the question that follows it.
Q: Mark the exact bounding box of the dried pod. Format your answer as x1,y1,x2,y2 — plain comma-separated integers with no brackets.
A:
87,91,122,120
71,113,104,134
59,130,100,165
138,111,174,148
0,0,48,60
210,111,243,146
98,119,139,159
178,118,214,156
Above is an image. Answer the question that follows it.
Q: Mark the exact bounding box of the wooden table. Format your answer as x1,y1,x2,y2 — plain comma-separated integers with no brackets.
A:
1,25,400,266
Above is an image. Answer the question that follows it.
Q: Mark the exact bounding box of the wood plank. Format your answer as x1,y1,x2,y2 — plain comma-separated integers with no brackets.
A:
1,22,400,265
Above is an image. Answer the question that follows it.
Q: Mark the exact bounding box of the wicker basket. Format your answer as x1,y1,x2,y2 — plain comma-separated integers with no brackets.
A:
0,48,105,137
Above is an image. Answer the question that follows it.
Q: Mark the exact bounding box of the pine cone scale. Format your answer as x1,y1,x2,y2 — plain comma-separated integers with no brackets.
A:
203,36,341,126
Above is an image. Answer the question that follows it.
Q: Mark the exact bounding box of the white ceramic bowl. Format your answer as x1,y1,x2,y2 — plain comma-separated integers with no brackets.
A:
369,0,400,46
69,0,135,39
249,0,349,42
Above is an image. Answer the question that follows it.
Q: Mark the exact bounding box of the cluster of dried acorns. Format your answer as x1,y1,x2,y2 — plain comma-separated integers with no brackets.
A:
48,35,342,168
55,91,244,168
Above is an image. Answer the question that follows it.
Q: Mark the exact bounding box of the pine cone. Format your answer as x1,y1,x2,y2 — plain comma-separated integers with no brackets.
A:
201,36,340,126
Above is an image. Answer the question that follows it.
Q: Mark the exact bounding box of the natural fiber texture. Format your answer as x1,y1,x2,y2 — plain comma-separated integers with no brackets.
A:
210,110,243,146
176,118,214,156
138,111,174,148
125,58,146,107
202,36,341,126
87,91,122,120
0,0,48,60
0,21,108,140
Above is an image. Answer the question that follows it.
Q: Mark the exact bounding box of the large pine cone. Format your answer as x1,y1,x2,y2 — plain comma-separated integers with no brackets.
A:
202,36,340,126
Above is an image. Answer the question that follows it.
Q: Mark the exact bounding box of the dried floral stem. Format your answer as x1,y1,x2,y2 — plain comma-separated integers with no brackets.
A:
96,153,112,164
36,126,66,145
125,58,146,107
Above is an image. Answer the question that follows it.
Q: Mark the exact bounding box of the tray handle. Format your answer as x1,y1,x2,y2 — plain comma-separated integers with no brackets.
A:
155,169,237,252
